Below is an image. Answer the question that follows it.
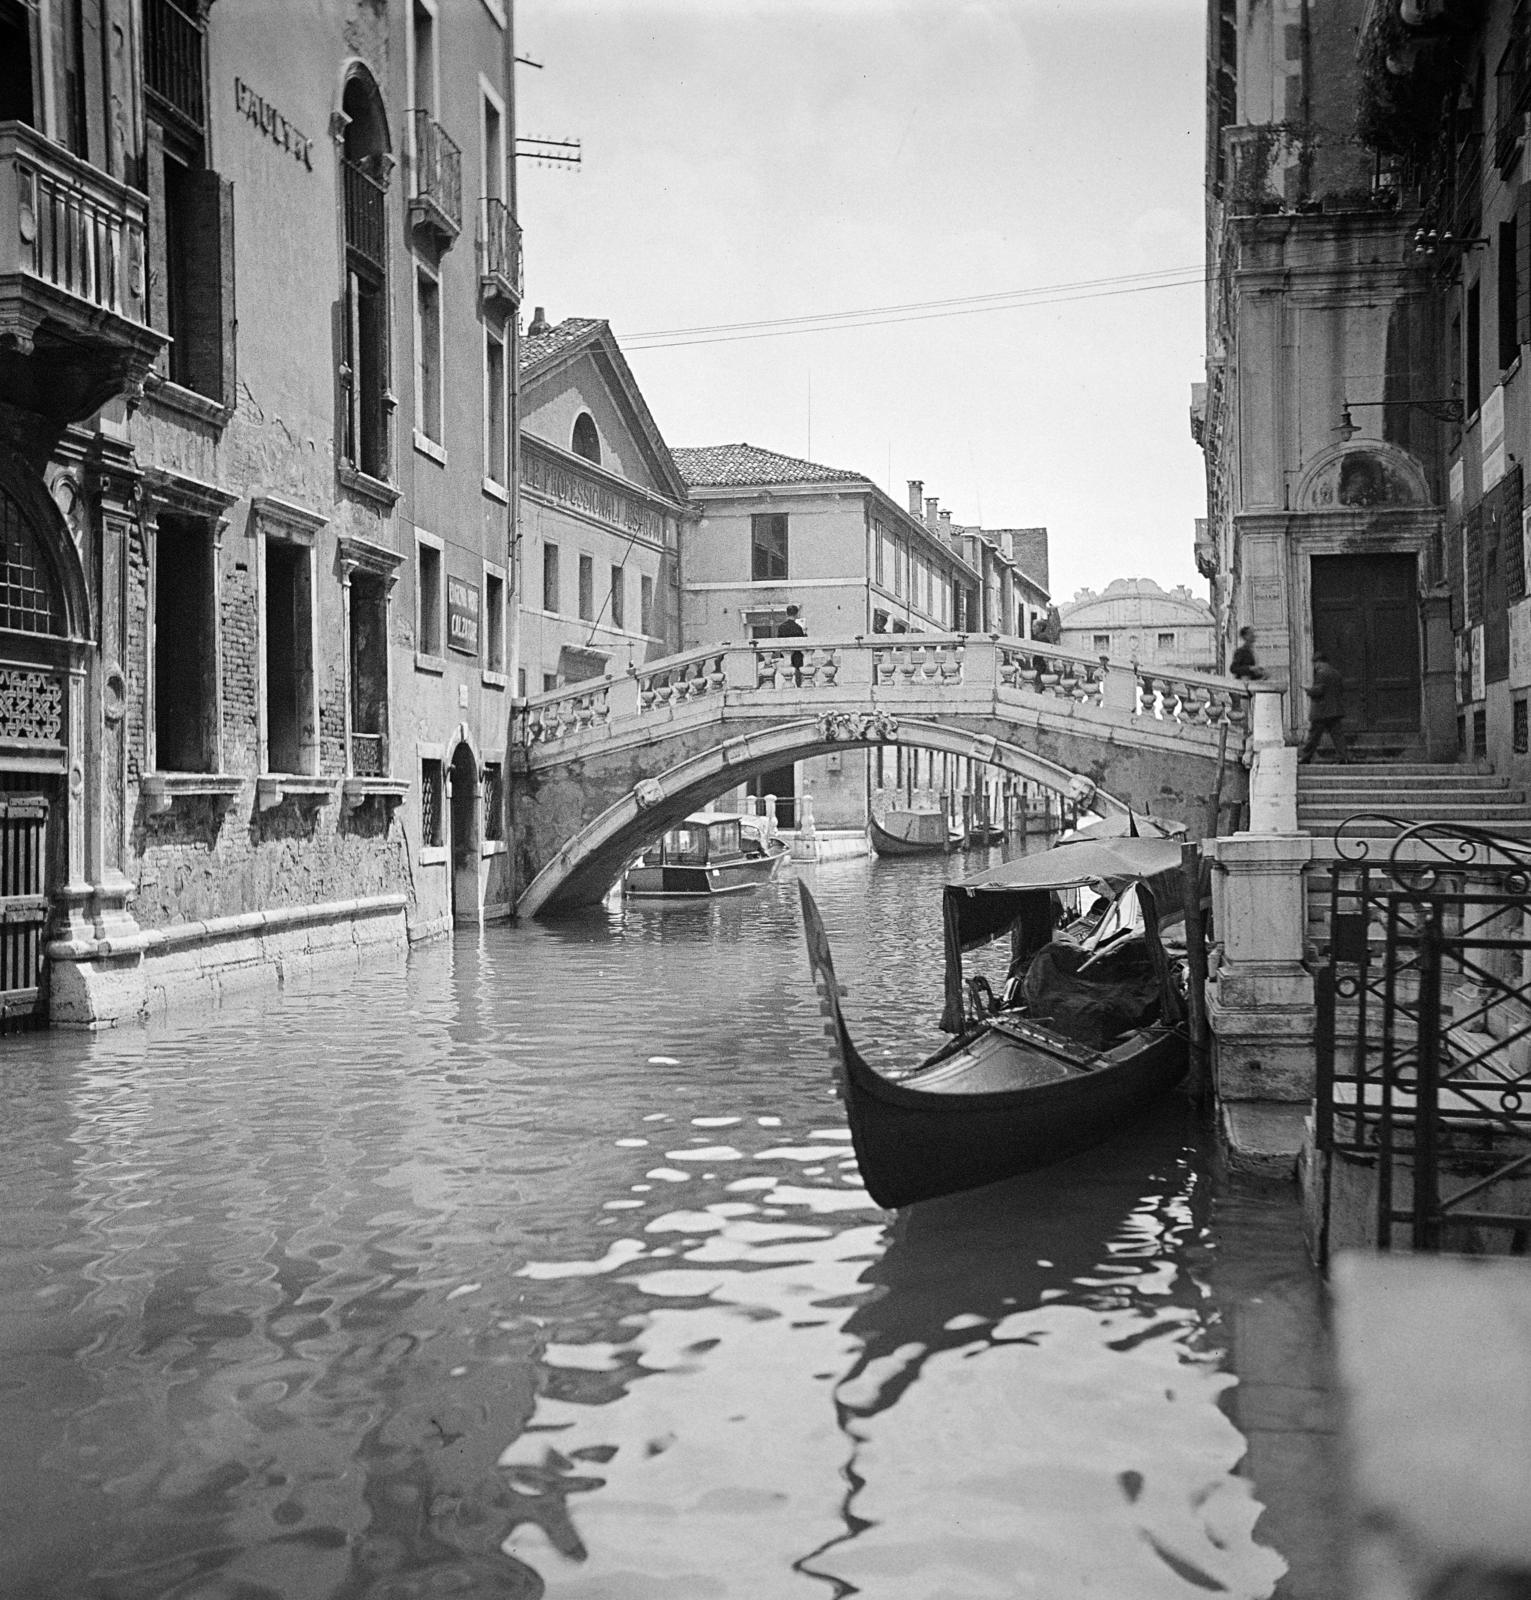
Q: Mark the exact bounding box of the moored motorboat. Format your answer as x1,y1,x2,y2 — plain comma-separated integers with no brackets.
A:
869,808,964,857
797,834,1191,1207
625,812,789,898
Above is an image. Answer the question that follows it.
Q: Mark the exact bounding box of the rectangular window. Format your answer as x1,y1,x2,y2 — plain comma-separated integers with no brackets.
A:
416,267,443,444
610,564,625,629
1515,697,1529,754
484,568,506,674
482,761,504,840
640,573,654,635
1475,706,1489,757
542,672,559,692
1158,631,1175,649
578,554,594,621
418,534,443,656
542,542,559,613
350,570,389,776
751,513,789,581
1093,633,1111,652
485,327,507,485
411,0,436,116
1468,278,1482,415
421,757,444,845
154,512,216,772
264,539,315,774
1501,215,1521,371
517,667,526,697
482,87,504,201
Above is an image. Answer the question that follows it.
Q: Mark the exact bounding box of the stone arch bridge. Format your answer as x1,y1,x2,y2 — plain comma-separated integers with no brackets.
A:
510,634,1250,917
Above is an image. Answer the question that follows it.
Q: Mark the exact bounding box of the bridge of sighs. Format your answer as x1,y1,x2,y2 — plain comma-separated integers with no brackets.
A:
509,634,1250,916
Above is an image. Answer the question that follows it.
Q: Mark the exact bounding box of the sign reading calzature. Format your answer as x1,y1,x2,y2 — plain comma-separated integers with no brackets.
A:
234,79,314,171
448,576,481,657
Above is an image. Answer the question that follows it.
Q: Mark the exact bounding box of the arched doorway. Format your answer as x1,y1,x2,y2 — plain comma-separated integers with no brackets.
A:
0,468,81,1031
449,743,480,924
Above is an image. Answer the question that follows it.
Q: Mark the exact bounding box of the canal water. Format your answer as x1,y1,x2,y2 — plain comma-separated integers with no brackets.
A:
1,851,1301,1599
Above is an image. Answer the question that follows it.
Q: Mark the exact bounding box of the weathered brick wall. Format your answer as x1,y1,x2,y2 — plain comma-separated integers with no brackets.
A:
221,564,260,770
321,659,347,775
132,797,411,928
126,521,148,782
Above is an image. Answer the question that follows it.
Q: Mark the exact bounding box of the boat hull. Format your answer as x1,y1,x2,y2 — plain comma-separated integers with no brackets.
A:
798,880,1187,1208
869,813,962,857
625,842,788,898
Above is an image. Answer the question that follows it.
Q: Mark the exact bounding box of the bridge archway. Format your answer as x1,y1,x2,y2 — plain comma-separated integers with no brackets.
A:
518,717,1122,918
509,634,1246,918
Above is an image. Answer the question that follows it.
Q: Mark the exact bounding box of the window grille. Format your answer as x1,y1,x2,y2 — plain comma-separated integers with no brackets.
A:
1515,698,1529,755
483,764,504,840
143,0,205,133
343,160,389,276
421,758,443,845
0,486,64,635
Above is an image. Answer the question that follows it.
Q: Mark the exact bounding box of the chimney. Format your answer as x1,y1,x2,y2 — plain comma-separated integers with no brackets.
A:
940,509,953,530
527,305,551,337
925,496,939,531
907,480,923,516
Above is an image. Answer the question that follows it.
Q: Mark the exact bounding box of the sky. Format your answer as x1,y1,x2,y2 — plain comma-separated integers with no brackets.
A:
514,0,1209,606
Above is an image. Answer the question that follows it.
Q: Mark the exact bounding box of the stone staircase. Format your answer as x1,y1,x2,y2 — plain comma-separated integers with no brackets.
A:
1297,761,1530,841
1299,761,1529,969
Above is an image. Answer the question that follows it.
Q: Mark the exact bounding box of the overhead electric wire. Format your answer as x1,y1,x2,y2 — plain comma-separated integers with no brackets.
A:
620,266,1208,351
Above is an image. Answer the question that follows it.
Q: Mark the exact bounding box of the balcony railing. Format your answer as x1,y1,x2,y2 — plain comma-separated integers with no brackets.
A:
479,196,522,305
143,0,206,133
1,118,160,328
409,111,462,242
343,158,388,276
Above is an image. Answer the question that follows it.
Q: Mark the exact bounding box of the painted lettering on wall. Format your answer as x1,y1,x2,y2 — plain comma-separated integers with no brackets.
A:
448,576,480,657
522,442,667,543
234,79,314,171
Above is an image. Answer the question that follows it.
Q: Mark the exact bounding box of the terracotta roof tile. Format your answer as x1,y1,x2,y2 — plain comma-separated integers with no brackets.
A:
670,442,865,488
519,317,605,373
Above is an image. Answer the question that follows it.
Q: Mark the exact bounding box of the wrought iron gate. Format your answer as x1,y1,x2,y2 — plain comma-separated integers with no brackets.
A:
0,790,50,1033
1315,820,1531,1257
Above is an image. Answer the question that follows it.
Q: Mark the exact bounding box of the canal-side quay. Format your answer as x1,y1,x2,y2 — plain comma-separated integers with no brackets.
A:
0,853,1349,1600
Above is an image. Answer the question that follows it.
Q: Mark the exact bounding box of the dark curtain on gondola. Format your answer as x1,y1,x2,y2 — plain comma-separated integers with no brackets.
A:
940,888,1057,1033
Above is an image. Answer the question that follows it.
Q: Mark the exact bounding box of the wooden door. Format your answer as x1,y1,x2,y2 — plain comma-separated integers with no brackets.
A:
0,792,49,1032
1310,554,1421,732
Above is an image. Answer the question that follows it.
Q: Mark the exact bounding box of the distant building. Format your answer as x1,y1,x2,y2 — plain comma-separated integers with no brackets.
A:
1058,580,1216,674
518,315,689,691
670,447,1047,834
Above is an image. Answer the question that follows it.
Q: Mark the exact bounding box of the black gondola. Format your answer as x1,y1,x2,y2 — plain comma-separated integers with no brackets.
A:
798,835,1191,1208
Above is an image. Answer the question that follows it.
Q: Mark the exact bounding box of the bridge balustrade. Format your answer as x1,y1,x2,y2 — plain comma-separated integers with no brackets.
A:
516,636,1249,748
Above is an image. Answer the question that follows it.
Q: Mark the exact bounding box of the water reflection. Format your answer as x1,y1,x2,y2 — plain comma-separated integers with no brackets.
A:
0,854,1286,1598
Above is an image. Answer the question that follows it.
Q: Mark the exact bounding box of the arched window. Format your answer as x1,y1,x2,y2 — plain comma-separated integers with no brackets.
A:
340,70,392,481
0,482,64,635
572,412,601,464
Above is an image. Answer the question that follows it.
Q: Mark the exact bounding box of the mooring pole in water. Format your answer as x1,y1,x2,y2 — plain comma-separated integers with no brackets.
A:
1181,841,1212,1106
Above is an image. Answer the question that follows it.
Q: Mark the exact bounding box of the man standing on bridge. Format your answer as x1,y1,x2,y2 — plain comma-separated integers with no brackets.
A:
778,604,807,687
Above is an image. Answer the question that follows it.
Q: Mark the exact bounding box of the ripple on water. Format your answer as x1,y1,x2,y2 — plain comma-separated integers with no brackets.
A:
0,860,1288,1599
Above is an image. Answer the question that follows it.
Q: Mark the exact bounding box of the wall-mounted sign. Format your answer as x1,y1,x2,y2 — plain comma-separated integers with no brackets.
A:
235,79,314,171
448,576,480,657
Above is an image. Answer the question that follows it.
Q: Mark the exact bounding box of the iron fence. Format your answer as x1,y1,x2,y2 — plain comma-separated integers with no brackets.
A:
1315,817,1531,1258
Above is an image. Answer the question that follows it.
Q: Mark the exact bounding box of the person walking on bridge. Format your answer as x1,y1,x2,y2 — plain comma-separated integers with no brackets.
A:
778,604,807,687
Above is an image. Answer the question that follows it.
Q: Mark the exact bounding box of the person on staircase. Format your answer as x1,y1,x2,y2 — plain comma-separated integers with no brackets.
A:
1298,648,1350,764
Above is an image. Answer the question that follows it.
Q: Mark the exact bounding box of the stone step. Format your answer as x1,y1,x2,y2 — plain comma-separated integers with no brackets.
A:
1299,775,1515,794
1299,805,1531,827
1298,762,1494,777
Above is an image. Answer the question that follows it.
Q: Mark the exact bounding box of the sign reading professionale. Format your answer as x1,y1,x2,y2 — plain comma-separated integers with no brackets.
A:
234,79,314,171
448,577,480,658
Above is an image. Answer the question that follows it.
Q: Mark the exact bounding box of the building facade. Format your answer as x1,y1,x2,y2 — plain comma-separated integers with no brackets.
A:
1198,0,1448,755
0,0,519,1027
1059,578,1217,676
670,446,1049,832
518,314,688,692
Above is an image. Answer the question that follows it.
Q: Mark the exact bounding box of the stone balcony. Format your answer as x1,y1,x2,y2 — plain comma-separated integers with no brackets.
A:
0,121,166,428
